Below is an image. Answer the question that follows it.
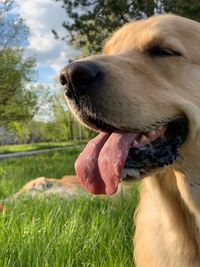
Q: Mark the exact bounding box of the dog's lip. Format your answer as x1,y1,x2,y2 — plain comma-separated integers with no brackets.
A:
80,113,117,132
81,112,176,135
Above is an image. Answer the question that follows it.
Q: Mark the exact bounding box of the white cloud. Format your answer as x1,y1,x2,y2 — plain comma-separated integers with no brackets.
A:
12,0,80,82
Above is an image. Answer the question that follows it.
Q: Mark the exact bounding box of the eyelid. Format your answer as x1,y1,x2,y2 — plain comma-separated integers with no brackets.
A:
146,46,182,57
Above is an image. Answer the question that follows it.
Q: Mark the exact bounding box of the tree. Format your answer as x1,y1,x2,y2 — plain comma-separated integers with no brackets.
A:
52,94,94,141
162,0,200,22
55,0,200,57
0,48,36,124
0,1,36,125
26,84,53,120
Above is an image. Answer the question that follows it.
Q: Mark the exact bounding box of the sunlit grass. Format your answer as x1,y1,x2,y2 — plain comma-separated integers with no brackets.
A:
0,140,87,154
0,148,80,198
0,149,138,266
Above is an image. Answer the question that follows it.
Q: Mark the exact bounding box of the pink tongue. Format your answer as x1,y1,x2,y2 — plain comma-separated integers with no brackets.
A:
75,132,137,195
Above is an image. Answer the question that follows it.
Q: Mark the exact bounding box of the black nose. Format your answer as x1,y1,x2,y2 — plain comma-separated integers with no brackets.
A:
60,61,101,98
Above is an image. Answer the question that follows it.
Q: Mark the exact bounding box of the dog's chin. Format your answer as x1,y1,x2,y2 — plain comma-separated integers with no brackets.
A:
78,112,188,181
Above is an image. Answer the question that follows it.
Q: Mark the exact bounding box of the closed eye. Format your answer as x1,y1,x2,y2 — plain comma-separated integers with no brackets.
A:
147,46,182,57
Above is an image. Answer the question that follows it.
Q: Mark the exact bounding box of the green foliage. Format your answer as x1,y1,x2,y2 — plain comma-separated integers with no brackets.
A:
29,119,91,143
0,2,37,125
0,48,36,124
52,93,96,141
162,0,200,22
3,114,94,144
8,121,27,144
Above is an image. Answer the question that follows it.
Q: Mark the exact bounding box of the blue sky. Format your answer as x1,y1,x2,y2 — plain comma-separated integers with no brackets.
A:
36,66,56,84
11,0,79,87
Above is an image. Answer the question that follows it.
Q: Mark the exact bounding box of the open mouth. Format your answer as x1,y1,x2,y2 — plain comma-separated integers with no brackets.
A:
75,117,188,195
122,118,188,180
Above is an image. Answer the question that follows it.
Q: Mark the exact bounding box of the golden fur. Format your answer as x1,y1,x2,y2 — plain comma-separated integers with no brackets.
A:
67,15,200,267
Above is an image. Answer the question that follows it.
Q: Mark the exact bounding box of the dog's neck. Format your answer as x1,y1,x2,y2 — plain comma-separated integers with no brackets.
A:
147,167,200,257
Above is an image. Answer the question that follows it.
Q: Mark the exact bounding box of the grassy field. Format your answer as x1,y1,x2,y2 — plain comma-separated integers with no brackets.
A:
0,140,87,154
0,148,139,266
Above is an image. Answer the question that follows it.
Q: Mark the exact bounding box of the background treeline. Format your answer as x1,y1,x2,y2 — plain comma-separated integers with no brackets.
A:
1,0,199,144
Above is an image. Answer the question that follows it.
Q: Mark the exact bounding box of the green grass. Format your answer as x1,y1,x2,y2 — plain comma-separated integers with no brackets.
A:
0,140,87,154
0,149,138,266
0,148,80,197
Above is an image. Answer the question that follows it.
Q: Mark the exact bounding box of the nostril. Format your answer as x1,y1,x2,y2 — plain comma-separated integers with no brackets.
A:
60,73,68,86
69,61,99,87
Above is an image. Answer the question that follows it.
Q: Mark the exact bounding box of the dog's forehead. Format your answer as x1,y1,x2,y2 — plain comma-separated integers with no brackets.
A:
103,15,198,55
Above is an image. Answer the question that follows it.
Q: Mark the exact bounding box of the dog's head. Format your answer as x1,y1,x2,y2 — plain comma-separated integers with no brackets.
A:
60,15,200,195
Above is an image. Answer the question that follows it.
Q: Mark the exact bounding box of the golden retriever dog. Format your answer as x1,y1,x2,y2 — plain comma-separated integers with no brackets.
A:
60,15,200,267
12,175,131,199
